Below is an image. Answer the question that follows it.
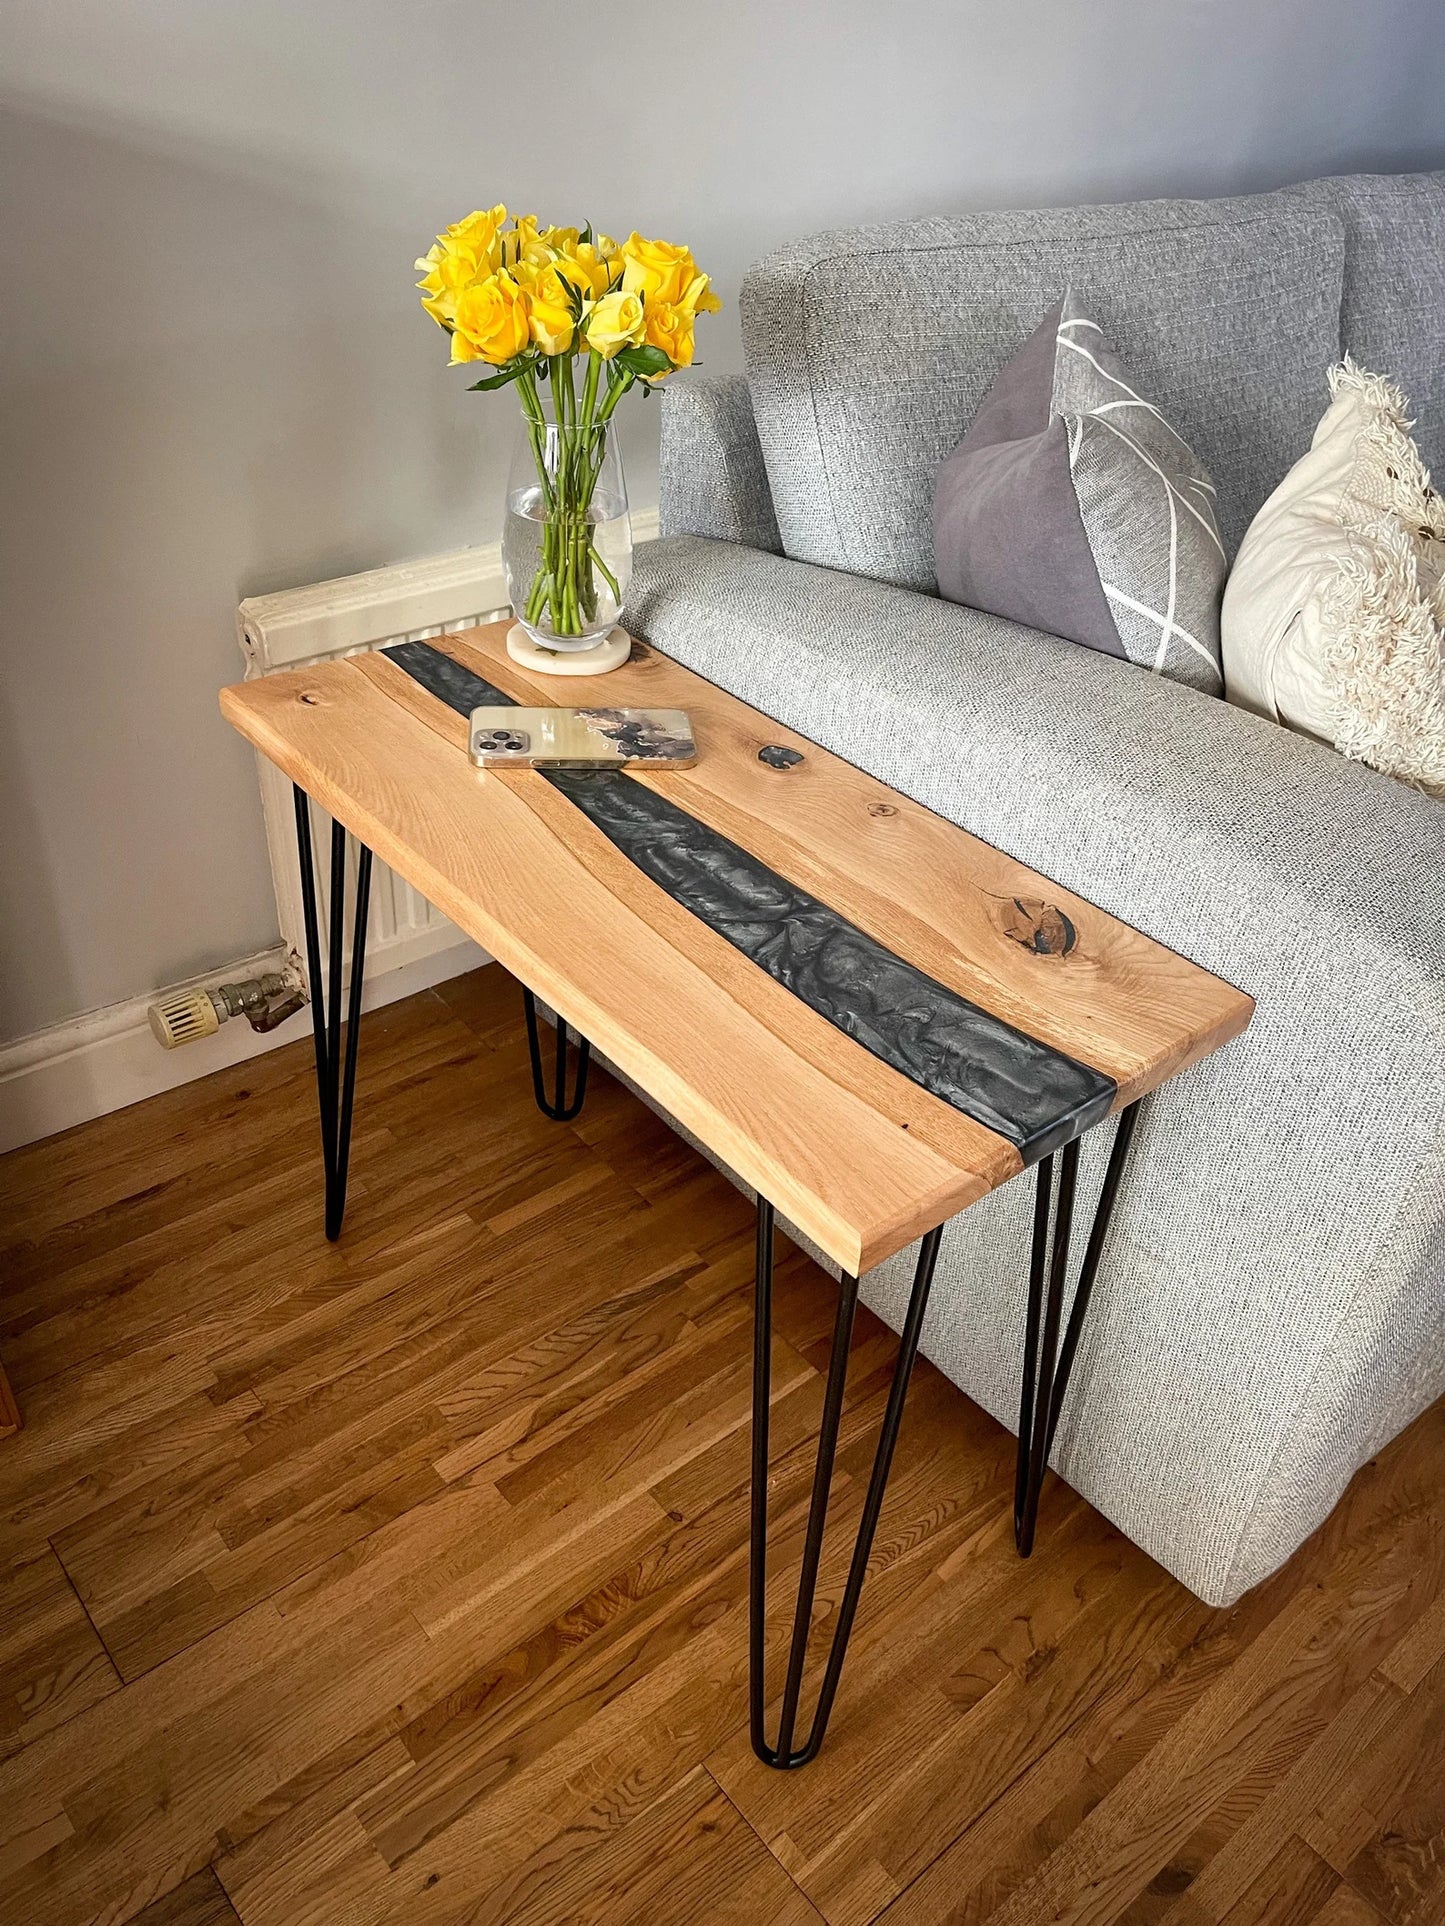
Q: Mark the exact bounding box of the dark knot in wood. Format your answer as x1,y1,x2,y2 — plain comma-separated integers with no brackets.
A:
999,896,1077,957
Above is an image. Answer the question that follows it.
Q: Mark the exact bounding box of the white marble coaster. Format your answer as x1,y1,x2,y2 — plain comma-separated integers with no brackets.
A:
505,624,630,676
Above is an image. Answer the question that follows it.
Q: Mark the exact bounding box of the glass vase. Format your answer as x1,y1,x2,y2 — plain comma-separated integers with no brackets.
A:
502,415,632,651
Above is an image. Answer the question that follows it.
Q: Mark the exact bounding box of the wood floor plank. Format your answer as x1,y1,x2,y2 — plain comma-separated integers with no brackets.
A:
1213,1835,1339,1926
1150,1674,1405,1924
0,1363,20,1442
131,1865,243,1925
1374,1586,1445,1696
0,967,1436,1926
1334,1656,1445,1926
1299,1661,1445,1884
1303,1886,1390,1925
959,1481,1445,1926
873,1569,1298,1926
1159,1564,1445,1926
0,1542,120,1761
460,1764,825,1926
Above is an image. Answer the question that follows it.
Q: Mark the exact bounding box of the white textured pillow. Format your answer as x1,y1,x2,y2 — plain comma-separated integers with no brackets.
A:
1222,359,1445,796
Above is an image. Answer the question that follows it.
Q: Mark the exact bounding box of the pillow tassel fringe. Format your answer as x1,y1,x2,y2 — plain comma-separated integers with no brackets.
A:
1320,357,1445,796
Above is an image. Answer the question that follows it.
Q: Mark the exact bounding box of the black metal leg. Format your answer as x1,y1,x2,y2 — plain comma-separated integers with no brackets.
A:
1014,1101,1141,1555
522,987,590,1122
293,785,372,1241
751,1204,944,1768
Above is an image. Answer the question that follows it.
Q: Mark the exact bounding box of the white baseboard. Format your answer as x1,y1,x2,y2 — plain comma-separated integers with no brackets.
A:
0,939,490,1157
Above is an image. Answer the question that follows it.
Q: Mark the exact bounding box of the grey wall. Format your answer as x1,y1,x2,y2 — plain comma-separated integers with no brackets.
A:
1,0,1441,1041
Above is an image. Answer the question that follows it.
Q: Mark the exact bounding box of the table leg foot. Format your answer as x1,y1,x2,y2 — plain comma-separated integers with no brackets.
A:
1014,1101,1141,1555
522,989,591,1122
293,786,372,1241
750,1204,944,1768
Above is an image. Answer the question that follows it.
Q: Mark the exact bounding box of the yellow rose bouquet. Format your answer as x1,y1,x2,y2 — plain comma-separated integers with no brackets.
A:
416,206,720,652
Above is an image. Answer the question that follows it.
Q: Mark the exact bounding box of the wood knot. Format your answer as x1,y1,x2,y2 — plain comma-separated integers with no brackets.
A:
998,896,1077,957
758,744,803,769
868,802,897,819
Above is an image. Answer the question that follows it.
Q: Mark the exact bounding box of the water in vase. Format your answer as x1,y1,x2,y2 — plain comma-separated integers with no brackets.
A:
503,484,633,651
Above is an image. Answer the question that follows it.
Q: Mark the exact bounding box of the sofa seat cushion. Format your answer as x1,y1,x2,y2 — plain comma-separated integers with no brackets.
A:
743,194,1343,593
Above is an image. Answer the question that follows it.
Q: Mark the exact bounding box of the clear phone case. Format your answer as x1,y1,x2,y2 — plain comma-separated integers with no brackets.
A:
469,706,697,769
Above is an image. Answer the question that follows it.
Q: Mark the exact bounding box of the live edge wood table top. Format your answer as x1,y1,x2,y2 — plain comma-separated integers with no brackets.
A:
220,619,1252,1279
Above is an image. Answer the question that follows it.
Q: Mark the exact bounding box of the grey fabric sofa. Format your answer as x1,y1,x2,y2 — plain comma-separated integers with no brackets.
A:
629,171,1445,1608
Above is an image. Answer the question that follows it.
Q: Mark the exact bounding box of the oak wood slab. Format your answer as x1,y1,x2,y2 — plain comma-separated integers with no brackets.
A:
220,620,1251,1274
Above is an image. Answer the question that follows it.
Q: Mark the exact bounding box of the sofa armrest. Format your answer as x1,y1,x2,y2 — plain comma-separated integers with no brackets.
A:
658,376,783,554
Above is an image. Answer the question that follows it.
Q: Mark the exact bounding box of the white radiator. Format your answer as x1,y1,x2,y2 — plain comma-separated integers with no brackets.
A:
236,515,658,996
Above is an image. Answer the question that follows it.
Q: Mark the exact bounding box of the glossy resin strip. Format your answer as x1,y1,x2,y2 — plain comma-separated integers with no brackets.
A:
384,640,1115,1160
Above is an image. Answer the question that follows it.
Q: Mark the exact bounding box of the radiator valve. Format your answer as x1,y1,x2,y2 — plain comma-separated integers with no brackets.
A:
148,971,305,1049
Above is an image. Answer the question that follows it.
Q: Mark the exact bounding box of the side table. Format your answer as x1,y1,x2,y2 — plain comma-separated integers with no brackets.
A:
221,620,1251,1768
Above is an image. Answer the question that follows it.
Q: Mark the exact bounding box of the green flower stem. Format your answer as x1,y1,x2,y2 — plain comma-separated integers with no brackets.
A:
521,347,623,640
581,346,601,429
589,541,621,606
516,369,554,513
597,368,632,423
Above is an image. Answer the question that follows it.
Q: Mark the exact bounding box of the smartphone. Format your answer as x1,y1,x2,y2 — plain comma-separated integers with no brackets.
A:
469,706,697,769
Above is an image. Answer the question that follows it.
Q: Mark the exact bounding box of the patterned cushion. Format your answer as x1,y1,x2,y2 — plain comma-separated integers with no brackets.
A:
935,293,1226,693
1224,359,1445,794
742,196,1344,592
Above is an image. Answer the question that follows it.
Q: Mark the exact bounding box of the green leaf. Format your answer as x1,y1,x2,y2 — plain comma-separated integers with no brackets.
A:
467,365,525,392
614,344,671,379
466,348,539,392
579,220,593,245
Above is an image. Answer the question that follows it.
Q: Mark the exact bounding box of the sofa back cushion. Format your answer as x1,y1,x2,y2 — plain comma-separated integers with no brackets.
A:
1283,173,1445,486
742,194,1343,593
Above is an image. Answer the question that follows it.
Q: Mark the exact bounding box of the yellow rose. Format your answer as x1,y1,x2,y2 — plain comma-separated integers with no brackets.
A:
641,298,695,375
676,268,722,315
503,214,552,269
514,261,576,355
589,232,622,281
553,242,617,302
444,205,508,267
583,289,644,359
416,205,509,328
415,241,481,329
450,272,530,366
620,233,719,311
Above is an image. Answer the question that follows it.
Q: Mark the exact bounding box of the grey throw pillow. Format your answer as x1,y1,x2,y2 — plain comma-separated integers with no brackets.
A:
934,291,1227,693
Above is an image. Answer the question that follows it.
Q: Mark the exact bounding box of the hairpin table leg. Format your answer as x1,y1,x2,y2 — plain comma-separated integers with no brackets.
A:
750,1204,944,1768
293,785,372,1241
1014,1101,1141,1555
522,987,591,1121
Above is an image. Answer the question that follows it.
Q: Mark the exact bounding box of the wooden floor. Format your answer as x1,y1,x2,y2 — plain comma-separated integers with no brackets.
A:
0,966,1440,1926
